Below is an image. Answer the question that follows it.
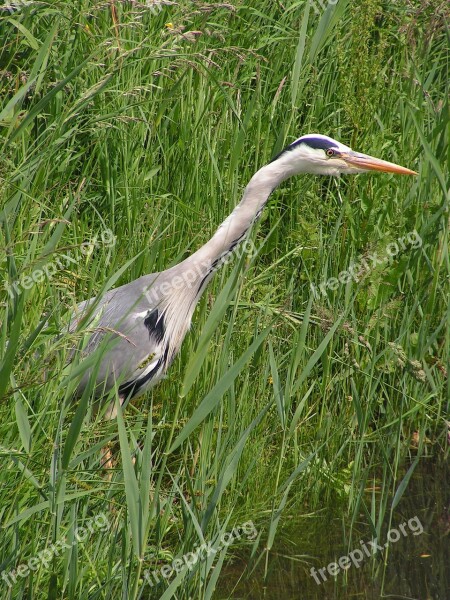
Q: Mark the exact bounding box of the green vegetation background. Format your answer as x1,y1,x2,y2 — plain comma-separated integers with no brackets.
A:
0,0,448,598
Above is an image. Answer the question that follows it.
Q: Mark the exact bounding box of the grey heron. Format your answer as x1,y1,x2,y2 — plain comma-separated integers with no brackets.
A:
69,134,416,416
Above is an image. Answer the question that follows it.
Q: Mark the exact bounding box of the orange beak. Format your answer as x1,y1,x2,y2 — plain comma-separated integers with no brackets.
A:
341,152,418,175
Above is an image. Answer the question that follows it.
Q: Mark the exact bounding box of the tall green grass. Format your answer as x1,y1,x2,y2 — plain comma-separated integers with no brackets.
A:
0,1,448,598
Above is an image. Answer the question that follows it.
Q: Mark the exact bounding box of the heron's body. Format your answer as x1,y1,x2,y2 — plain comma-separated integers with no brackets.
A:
71,260,210,401
70,134,415,410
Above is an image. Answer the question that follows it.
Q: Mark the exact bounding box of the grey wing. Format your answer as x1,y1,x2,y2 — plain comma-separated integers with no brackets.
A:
69,273,169,399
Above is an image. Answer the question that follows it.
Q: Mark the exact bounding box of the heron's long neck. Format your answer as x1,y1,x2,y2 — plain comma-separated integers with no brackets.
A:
156,158,296,363
185,160,294,276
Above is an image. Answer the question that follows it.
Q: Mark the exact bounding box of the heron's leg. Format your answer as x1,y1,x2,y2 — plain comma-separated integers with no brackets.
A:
102,393,126,475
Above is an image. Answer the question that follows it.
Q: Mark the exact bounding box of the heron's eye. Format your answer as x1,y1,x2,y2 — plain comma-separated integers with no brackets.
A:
326,148,336,157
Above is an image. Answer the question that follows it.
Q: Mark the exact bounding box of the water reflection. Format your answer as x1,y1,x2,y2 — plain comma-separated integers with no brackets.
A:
217,457,449,599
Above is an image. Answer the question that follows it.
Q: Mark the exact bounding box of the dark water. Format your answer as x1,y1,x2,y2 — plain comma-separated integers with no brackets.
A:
217,456,449,599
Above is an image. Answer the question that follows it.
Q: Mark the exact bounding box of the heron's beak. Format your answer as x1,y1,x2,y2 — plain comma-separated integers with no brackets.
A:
341,151,417,175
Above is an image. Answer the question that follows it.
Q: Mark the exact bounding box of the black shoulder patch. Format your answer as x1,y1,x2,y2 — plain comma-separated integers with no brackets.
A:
144,309,165,344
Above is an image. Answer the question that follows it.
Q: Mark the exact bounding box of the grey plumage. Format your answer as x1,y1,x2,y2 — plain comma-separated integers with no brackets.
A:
69,134,415,413
70,262,209,403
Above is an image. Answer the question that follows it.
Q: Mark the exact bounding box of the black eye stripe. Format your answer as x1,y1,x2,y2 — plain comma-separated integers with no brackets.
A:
293,137,340,151
270,136,341,163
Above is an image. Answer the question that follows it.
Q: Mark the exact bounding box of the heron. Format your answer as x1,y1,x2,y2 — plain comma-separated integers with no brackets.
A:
69,134,416,417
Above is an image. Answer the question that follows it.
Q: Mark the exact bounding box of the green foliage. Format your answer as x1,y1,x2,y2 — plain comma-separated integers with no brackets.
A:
0,1,448,598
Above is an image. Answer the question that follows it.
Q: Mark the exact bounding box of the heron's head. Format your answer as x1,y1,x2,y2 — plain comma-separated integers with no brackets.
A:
272,134,417,177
